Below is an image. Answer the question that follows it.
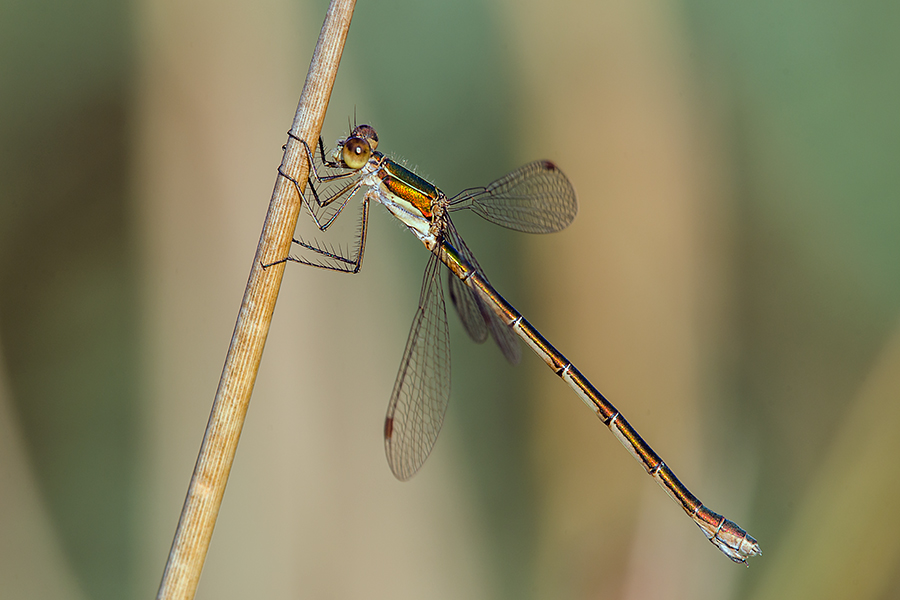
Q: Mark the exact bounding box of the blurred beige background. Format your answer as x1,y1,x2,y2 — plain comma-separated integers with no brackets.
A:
1,1,899,599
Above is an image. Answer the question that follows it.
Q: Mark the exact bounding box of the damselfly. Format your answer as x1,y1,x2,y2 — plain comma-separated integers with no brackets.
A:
270,124,760,563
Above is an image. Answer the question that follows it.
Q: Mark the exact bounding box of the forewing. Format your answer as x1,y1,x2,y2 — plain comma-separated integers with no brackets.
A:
449,160,577,233
446,222,521,365
384,255,452,480
485,302,522,365
446,224,488,345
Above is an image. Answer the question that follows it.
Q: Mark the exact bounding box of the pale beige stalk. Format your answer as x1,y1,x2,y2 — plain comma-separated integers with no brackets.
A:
155,1,357,598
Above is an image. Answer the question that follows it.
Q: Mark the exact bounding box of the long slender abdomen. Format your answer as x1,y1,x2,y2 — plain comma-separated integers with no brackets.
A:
461,263,760,563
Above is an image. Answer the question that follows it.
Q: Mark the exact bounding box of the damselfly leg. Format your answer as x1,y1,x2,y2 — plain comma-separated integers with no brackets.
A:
265,131,374,272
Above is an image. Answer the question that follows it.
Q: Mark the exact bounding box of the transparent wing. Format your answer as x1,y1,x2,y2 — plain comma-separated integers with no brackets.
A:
384,254,452,480
448,160,577,233
446,221,521,365
446,229,489,345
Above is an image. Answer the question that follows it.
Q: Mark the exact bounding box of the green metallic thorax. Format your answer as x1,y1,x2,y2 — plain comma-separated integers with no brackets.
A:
377,158,441,219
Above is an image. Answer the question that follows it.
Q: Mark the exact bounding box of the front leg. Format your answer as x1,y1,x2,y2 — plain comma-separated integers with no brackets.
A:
277,165,364,232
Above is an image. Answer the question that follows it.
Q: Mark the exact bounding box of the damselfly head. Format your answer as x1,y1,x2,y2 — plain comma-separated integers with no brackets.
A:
340,136,374,170
350,124,378,149
334,124,378,170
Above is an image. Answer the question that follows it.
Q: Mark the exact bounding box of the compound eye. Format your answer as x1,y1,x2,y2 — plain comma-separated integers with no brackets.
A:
342,137,372,169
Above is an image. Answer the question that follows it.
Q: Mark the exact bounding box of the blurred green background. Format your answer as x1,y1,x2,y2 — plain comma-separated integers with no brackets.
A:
1,0,899,599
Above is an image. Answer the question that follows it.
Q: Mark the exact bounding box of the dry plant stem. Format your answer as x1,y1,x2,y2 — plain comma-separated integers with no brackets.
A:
156,1,357,598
